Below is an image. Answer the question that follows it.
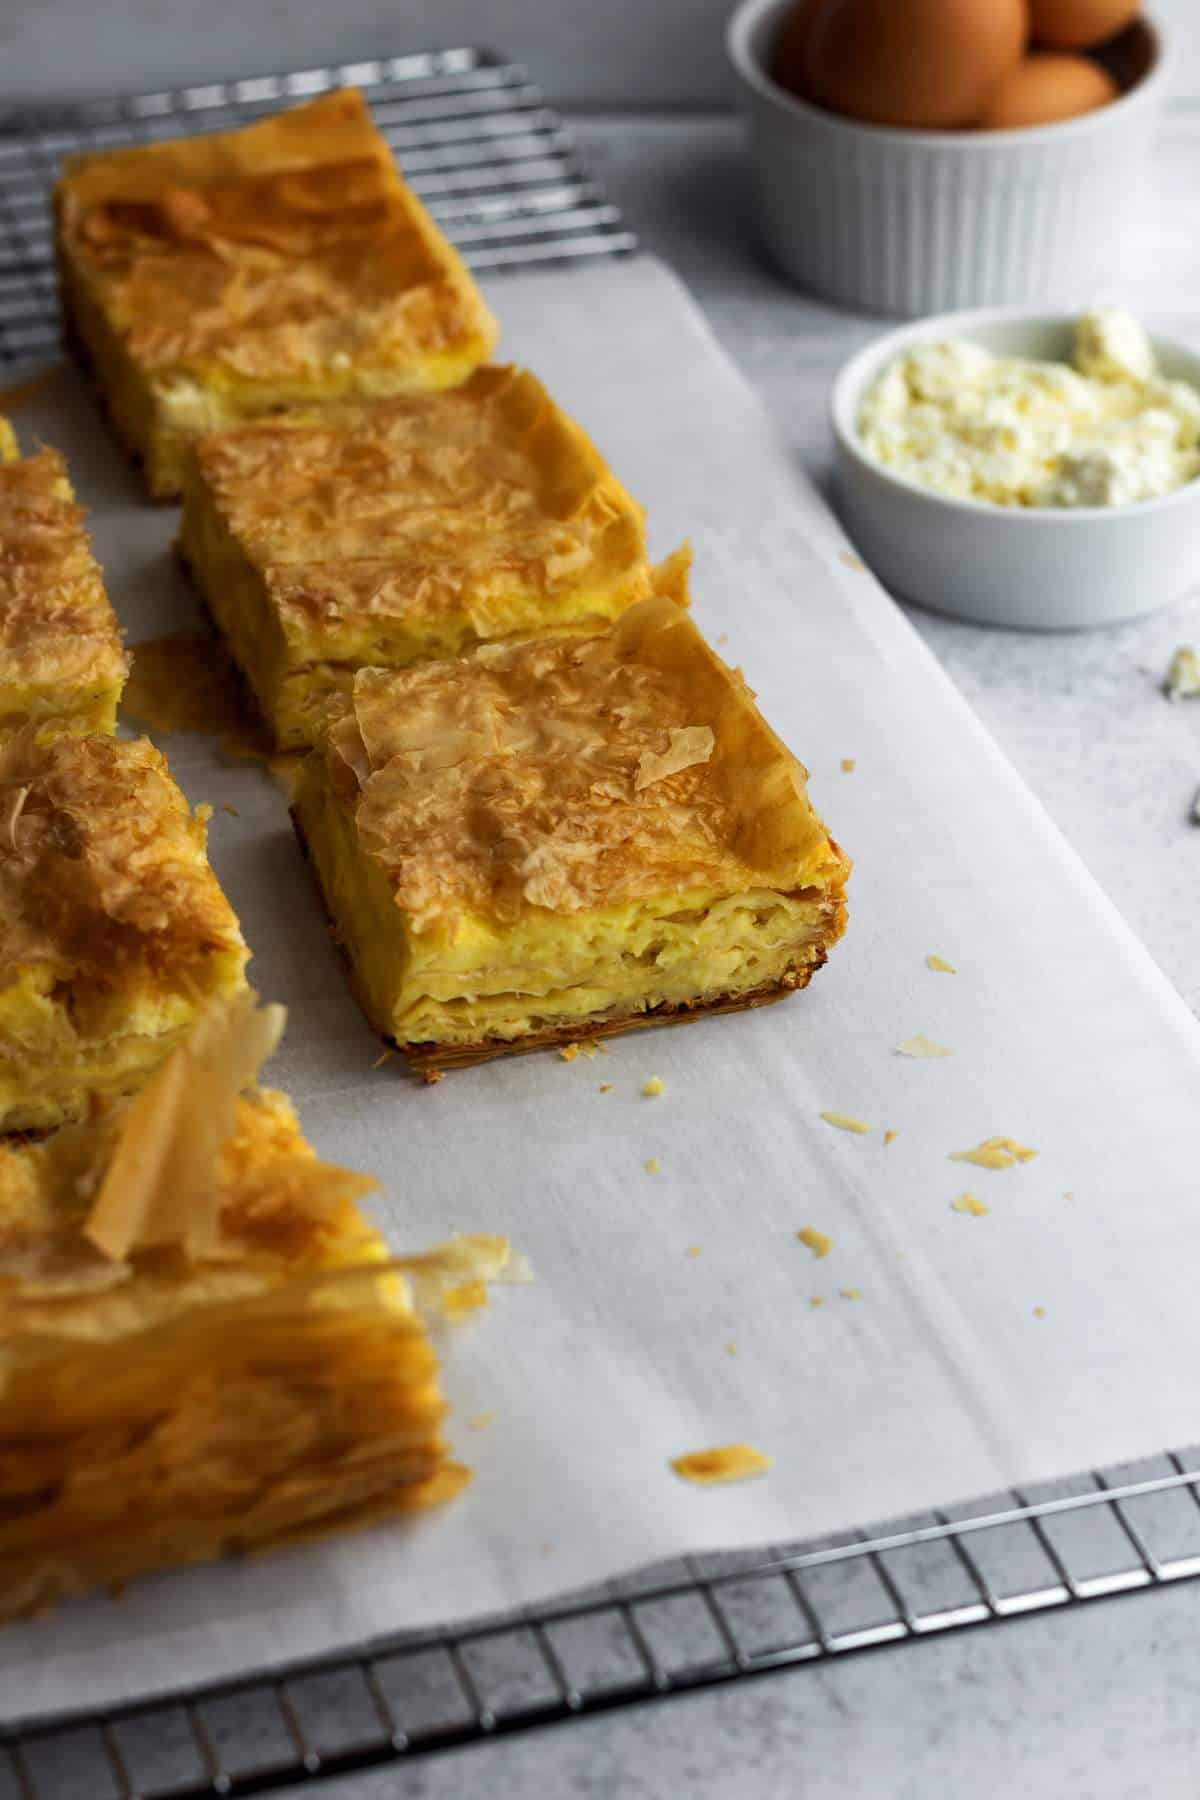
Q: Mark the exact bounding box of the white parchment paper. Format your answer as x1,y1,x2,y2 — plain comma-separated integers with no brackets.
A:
3,255,1200,1725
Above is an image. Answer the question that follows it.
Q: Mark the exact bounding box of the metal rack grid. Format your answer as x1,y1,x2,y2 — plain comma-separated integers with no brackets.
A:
0,45,637,365
7,1447,1200,1795
0,48,1197,1798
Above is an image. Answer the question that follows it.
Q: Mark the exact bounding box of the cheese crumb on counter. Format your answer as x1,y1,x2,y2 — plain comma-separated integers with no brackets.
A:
926,954,957,974
671,1444,772,1486
858,308,1200,510
883,1130,899,1147
797,1227,833,1259
820,1111,871,1136
841,757,856,772
840,1287,863,1301
642,1076,665,1097
644,1157,661,1175
1165,646,1200,700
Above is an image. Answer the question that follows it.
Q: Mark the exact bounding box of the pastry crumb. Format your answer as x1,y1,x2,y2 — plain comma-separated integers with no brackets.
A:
809,1295,824,1309
422,1068,444,1086
642,1076,665,1097
841,757,856,772
559,1044,580,1062
644,1157,660,1175
926,954,957,974
1033,1305,1047,1319
635,725,715,792
686,1245,702,1258
883,1130,899,1147
897,1034,952,1058
598,1082,613,1094
221,802,239,817
671,1444,772,1486
372,1046,396,1069
839,549,865,571
839,1287,862,1301
467,1412,495,1430
951,1192,989,1217
1164,645,1200,700
441,1280,489,1321
716,633,729,645
950,1136,1037,1170
797,1226,833,1259
820,1111,871,1135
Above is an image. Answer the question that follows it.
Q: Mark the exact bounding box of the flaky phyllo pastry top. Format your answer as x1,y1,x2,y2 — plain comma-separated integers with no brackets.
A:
0,730,245,989
0,998,380,1336
0,449,128,718
316,584,847,935
54,87,498,383
188,364,649,642
0,991,522,1345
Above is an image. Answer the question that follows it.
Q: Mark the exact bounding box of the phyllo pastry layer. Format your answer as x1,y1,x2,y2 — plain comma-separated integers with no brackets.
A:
292,589,850,1068
0,730,249,1132
0,997,467,1623
178,365,652,748
54,88,499,499
0,445,128,739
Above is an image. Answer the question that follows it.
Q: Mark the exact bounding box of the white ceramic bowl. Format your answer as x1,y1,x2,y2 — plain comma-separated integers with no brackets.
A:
727,0,1171,317
830,309,1200,630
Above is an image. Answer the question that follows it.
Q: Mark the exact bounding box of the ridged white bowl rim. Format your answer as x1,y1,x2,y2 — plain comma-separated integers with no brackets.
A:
726,0,1172,151
830,307,1200,525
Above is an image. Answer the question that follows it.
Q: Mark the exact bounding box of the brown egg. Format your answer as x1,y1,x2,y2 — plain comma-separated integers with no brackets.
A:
1029,0,1140,50
977,52,1118,128
805,0,1028,130
771,0,834,101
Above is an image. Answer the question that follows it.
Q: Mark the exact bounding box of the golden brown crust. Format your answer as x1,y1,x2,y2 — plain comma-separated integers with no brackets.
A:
0,999,472,1622
290,772,845,1077
313,591,848,935
0,730,246,988
0,449,128,719
55,88,498,386
187,365,648,650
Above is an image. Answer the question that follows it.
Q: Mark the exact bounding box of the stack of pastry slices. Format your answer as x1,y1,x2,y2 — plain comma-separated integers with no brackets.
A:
0,88,849,1622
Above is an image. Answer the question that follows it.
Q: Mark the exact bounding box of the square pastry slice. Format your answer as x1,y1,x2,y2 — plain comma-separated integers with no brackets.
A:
0,730,249,1131
178,366,651,748
0,997,485,1622
55,88,499,498
0,443,128,738
292,591,850,1068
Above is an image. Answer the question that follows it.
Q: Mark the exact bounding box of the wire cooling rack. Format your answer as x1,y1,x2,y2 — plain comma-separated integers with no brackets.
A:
0,45,637,365
7,1448,1200,1795
1,46,1198,1798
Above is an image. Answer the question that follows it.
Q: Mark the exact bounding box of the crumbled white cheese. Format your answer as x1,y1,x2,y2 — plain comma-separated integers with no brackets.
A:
857,307,1200,510
1165,646,1200,700
1074,306,1157,384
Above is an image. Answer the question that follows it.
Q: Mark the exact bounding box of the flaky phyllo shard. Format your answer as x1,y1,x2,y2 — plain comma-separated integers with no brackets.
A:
292,577,850,1067
0,995,521,1624
54,87,499,498
0,443,128,739
0,728,249,1132
178,364,654,749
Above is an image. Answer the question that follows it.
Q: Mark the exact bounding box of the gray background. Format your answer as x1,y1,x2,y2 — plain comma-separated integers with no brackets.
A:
6,4,1200,1797
2,0,1198,104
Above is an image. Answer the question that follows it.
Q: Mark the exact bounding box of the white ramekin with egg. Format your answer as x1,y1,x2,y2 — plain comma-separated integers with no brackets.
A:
727,0,1172,315
830,306,1200,628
